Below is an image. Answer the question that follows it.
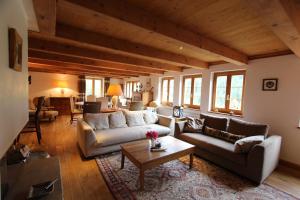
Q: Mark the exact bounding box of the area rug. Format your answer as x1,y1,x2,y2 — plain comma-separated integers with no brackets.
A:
96,153,299,200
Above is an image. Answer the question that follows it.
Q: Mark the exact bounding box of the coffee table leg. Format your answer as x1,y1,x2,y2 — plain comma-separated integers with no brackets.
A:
139,169,144,190
189,153,194,169
121,153,125,169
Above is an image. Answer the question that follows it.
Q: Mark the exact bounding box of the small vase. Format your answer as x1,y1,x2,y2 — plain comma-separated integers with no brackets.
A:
150,138,156,148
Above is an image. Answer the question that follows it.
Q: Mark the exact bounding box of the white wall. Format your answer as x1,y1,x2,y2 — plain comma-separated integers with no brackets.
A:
148,54,300,165
29,72,79,101
0,0,29,158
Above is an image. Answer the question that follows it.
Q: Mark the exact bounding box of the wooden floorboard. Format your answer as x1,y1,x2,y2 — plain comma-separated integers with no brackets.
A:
19,116,300,199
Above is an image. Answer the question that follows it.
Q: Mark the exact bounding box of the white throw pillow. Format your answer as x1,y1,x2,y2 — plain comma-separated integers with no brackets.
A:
234,135,265,153
143,110,158,124
84,113,109,130
109,111,127,128
125,111,146,127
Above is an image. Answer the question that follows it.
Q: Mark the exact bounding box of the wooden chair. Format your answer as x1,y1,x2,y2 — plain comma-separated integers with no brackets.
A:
83,102,102,115
19,96,44,144
70,97,83,124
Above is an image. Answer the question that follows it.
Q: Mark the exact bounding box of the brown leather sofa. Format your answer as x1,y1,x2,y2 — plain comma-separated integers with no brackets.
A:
175,113,282,184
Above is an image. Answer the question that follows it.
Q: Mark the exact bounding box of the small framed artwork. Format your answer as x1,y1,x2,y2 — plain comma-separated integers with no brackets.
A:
262,78,278,91
8,28,23,72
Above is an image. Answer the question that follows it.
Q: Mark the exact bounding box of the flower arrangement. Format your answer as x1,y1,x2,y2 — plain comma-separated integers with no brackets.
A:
146,131,158,139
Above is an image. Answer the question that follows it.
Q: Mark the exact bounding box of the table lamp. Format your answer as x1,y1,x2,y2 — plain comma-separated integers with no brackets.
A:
107,84,123,108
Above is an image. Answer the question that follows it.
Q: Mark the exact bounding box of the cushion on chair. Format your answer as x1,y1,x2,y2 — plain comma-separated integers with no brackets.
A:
84,113,109,130
94,124,170,147
200,113,228,131
124,111,146,127
143,110,158,124
109,111,127,128
179,133,246,165
227,118,269,138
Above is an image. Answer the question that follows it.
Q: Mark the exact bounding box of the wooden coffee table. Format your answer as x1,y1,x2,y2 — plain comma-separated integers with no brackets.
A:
120,136,195,190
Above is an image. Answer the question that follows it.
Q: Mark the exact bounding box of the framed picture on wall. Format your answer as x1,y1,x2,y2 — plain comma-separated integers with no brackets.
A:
262,78,278,91
8,28,23,72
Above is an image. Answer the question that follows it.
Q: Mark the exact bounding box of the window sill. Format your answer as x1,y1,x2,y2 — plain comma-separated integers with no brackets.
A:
207,111,243,118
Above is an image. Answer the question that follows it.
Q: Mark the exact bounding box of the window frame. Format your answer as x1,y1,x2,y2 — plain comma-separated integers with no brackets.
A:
211,70,246,115
125,81,140,98
161,77,174,106
85,78,103,98
182,74,202,109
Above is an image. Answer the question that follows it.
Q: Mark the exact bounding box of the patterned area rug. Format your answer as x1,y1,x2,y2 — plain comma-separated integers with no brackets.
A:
96,153,299,200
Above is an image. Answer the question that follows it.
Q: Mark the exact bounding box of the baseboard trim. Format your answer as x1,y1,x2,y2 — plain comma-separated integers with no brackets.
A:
279,159,300,170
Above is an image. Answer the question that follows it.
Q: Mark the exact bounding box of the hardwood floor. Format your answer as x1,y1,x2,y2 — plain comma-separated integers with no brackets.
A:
19,116,300,199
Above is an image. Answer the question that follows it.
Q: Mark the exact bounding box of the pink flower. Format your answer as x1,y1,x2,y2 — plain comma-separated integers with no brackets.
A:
146,131,158,139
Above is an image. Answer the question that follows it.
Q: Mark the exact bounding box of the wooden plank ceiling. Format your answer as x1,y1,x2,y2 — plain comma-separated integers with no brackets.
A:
28,0,297,78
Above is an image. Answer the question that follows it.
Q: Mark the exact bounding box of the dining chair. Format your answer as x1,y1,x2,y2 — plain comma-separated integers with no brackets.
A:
70,97,83,124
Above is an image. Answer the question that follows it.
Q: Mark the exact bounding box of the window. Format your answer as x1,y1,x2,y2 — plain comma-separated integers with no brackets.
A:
85,78,103,98
182,75,202,109
211,70,245,115
125,81,140,98
161,77,174,106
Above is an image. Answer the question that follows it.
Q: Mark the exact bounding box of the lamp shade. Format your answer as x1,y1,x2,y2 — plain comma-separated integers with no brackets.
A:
107,84,123,96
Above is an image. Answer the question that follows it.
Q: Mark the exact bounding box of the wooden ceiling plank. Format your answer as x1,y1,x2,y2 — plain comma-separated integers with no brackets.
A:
66,0,248,65
29,34,183,72
245,0,300,58
28,49,164,74
29,68,127,78
32,0,56,35
55,23,208,68
28,62,143,77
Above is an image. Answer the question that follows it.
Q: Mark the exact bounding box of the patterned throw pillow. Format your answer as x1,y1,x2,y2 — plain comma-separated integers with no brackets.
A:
204,126,245,144
234,135,265,153
183,117,205,133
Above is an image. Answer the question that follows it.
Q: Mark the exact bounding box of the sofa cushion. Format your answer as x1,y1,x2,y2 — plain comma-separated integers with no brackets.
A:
143,110,158,124
204,126,245,144
84,113,109,130
227,118,269,138
95,124,170,147
109,111,127,128
200,113,228,131
124,111,146,127
183,117,204,133
234,135,265,153
179,133,246,165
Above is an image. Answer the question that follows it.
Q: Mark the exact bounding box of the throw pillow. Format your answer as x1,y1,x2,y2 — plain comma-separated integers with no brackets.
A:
183,117,204,133
84,113,109,130
109,111,127,128
234,135,265,153
143,110,158,124
204,126,245,144
125,111,146,127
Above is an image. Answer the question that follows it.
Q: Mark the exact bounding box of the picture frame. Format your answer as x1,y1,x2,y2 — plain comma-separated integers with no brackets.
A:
262,78,278,91
8,28,23,72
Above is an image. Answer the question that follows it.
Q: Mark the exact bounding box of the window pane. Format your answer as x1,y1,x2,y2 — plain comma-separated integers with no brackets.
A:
169,79,174,103
183,78,192,104
229,75,244,110
85,79,93,96
162,80,168,102
94,80,101,98
129,82,133,98
126,83,130,98
193,77,202,106
215,76,227,109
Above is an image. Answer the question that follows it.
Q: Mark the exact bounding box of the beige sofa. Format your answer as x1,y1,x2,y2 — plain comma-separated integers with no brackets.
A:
77,110,174,157
175,113,282,184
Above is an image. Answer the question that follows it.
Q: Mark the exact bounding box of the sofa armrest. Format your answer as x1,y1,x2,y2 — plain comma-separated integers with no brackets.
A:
157,114,175,136
77,119,97,157
174,121,186,138
247,135,282,183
